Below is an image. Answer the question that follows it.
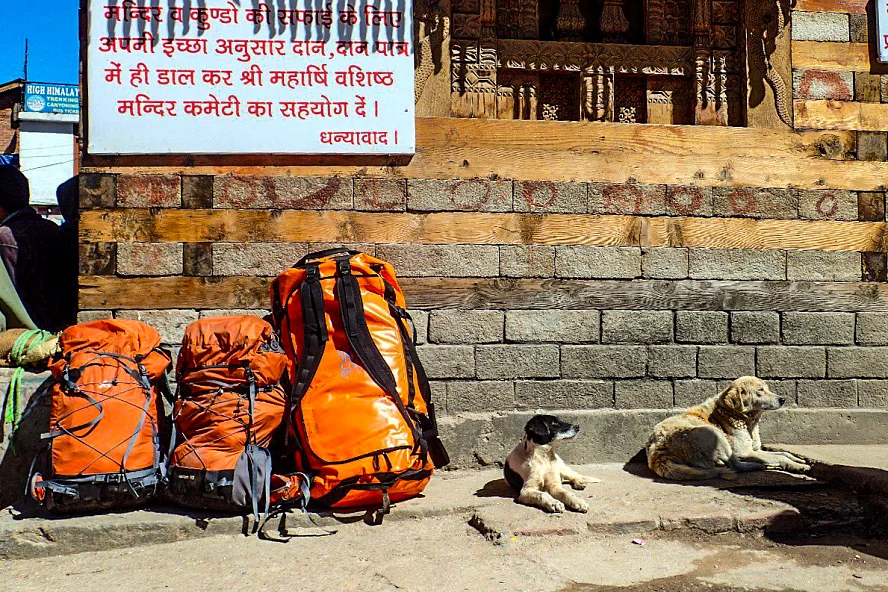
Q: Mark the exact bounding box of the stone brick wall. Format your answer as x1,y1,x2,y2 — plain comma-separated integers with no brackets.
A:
78,172,888,421
792,2,888,159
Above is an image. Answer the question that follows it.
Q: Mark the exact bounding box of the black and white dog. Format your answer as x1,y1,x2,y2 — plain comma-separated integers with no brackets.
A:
504,415,600,513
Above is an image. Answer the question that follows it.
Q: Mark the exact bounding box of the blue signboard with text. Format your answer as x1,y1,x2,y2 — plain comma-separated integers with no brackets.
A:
24,82,80,115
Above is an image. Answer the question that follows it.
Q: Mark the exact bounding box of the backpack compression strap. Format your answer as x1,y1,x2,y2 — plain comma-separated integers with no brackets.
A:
333,257,419,444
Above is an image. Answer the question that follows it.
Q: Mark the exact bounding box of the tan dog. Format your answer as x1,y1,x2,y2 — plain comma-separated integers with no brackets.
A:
504,415,600,513
646,377,810,480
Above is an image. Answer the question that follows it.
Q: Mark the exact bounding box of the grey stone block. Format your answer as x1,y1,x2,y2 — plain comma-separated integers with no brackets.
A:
647,346,697,378
555,246,641,279
407,179,512,212
354,178,407,211
857,380,888,408
115,310,199,345
429,310,504,344
798,190,858,221
446,381,515,413
475,345,560,379
856,313,888,345
828,347,888,378
562,345,647,378
642,248,688,279
415,345,475,379
213,176,352,209
782,312,855,345
676,311,728,344
697,346,755,379
376,244,499,277
515,380,613,409
712,187,798,219
213,243,374,276
514,181,587,213
756,347,826,379
731,311,780,344
665,185,713,216
792,11,850,42
505,310,600,343
407,310,429,345
615,380,674,409
674,380,720,407
117,243,183,276
500,245,555,277
428,381,447,413
786,251,860,282
797,380,857,408
76,310,113,324
589,183,667,215
689,249,786,280
601,311,673,344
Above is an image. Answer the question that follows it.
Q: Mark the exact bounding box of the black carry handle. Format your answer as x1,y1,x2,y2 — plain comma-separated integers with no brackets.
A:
295,248,363,268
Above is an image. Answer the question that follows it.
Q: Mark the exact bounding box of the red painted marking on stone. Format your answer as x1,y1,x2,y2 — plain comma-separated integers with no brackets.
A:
667,186,704,215
604,184,647,214
448,179,491,210
728,189,756,215
522,181,558,208
815,193,839,218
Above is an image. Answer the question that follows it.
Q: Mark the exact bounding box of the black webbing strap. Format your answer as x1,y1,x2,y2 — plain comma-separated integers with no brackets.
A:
335,258,398,396
334,258,420,446
289,264,328,406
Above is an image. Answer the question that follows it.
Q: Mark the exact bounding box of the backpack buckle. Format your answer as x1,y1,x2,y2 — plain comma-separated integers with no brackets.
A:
336,258,351,275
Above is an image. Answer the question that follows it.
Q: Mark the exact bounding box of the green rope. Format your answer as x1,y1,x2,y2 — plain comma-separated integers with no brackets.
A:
2,330,57,452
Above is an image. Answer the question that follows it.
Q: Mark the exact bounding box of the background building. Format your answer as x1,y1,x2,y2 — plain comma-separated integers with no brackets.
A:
77,1,888,464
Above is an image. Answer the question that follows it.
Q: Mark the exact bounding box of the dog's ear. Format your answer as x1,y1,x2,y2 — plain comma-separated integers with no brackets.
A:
525,418,552,443
721,385,746,413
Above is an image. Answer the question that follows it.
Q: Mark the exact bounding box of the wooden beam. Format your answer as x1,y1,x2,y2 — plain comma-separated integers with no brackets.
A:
80,117,880,191
794,0,868,14
79,275,888,312
795,99,888,132
80,209,888,253
792,41,871,72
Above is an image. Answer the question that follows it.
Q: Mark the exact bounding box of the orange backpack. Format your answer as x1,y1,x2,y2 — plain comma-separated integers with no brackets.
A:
271,248,449,513
169,316,309,522
29,319,171,512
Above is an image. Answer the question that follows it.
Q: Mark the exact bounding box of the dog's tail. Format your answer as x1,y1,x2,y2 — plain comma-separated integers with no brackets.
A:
650,458,733,481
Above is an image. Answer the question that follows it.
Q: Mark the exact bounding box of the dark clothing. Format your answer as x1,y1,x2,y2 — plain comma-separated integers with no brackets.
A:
0,207,76,332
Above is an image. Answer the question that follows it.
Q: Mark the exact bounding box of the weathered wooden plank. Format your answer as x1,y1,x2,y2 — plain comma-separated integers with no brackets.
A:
79,275,888,312
79,275,273,310
792,41,870,72
80,209,888,253
795,100,888,132
794,0,868,14
80,118,880,190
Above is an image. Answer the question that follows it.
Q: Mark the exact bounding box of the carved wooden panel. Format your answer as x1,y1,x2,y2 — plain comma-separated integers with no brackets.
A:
452,0,481,13
453,13,482,39
539,73,581,120
496,40,694,76
496,0,539,39
614,76,647,123
582,73,614,121
498,70,540,119
647,77,693,124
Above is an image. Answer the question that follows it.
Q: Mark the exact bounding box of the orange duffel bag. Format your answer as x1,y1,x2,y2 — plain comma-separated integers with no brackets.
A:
168,316,309,523
29,319,171,512
271,248,449,515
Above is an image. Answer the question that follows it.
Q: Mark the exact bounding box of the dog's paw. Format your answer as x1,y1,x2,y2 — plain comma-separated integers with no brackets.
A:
544,499,566,513
570,498,589,513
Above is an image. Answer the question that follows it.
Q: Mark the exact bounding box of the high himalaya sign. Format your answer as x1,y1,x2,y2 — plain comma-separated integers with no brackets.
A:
24,83,80,115
86,0,415,155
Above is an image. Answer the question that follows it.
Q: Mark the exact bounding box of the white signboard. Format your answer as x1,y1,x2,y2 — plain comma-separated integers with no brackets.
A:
879,0,888,63
86,0,415,154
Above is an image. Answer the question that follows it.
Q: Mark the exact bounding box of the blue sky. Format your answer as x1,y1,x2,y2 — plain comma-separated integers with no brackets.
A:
0,1,79,84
